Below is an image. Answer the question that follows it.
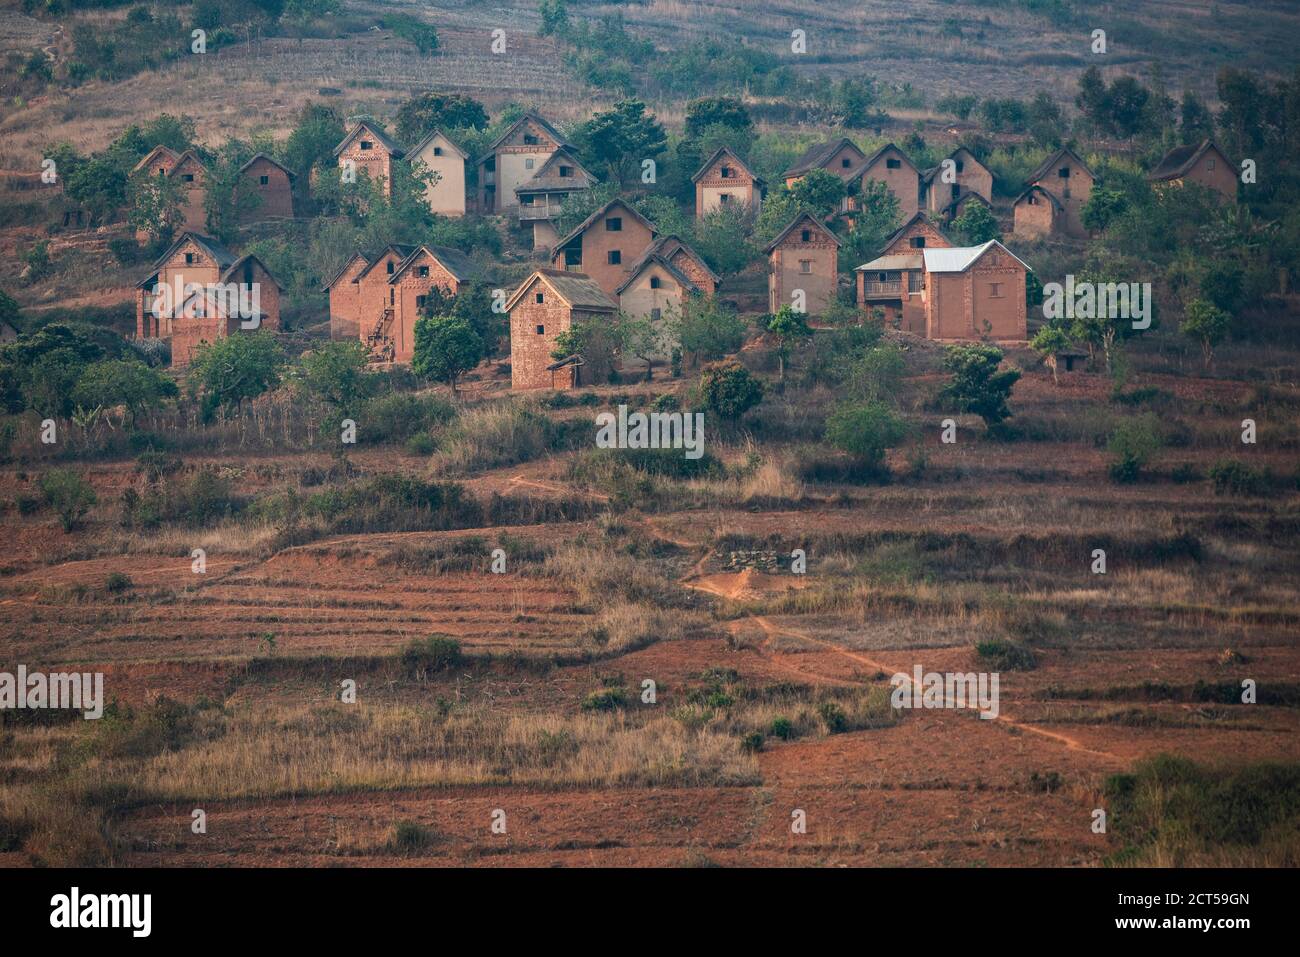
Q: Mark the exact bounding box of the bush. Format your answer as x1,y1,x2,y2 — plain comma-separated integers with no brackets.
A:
1208,459,1268,496
698,359,764,421
388,820,439,853
940,344,1020,425
975,638,1037,671
360,392,455,445
741,731,764,753
823,400,910,474
818,701,848,734
401,635,463,678
404,432,435,455
1107,414,1163,483
104,572,133,593
769,716,794,740
39,468,96,532
581,686,628,712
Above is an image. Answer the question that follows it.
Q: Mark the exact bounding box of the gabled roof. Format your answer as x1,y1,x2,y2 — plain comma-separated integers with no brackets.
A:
762,212,842,253
652,235,720,284
354,244,417,281
922,239,1031,274
137,231,237,287
782,137,865,178
321,252,370,291
504,268,617,312
333,120,405,158
131,145,181,174
691,145,764,186
553,198,656,252
1148,139,1227,181
879,212,948,253
615,236,712,296
483,111,572,157
169,149,207,174
921,146,991,187
407,128,469,161
220,253,281,290
846,143,920,182
1027,146,1091,185
388,244,482,284
1012,183,1064,212
941,191,991,217
515,148,597,195
238,153,297,180
855,253,924,272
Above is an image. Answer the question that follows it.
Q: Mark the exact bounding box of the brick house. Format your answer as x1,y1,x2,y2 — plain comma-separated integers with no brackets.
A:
476,111,572,216
348,244,415,360
515,147,597,250
615,235,719,368
855,213,953,333
920,240,1029,342
236,154,296,221
1013,146,1092,239
333,120,404,199
131,145,208,235
135,232,280,367
384,245,482,362
782,137,868,187
1148,139,1237,203
921,147,994,219
407,128,468,217
506,269,617,390
692,146,764,219
322,253,369,341
764,212,841,316
551,198,657,299
844,144,921,223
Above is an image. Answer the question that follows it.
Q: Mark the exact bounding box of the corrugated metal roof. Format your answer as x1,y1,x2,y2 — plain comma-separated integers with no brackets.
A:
923,240,1032,273
855,253,923,272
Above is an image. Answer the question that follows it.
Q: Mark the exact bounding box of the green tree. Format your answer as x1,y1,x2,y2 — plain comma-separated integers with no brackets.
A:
1107,414,1163,483
940,344,1020,425
673,295,745,364
187,331,287,419
698,359,763,421
765,305,812,382
824,399,909,474
1181,298,1232,371
1030,324,1071,385
838,179,901,272
412,315,484,393
845,342,905,401
572,99,667,186
1081,186,1129,232
621,310,667,382
950,201,1000,244
39,468,97,532
71,358,177,426
538,0,570,37
280,103,345,189
295,340,378,428
394,93,489,144
684,96,754,140
127,169,186,246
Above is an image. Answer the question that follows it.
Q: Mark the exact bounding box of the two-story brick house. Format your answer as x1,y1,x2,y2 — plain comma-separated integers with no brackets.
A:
764,212,841,316
506,269,618,390
551,198,657,299
692,146,764,218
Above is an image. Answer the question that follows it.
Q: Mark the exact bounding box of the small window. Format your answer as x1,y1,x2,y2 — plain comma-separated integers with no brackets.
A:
390,289,395,305
1207,158,1215,170
525,158,535,170
386,260,395,275
651,308,662,322
608,250,621,265
535,292,544,304
559,166,573,177
182,173,195,182
523,134,539,146
649,276,661,289
953,184,961,198
260,175,269,186
720,193,733,204
433,147,443,156
157,168,166,176
955,160,964,173
799,260,812,274
416,295,426,309
360,141,373,151
606,217,622,232
418,266,429,277
911,237,926,248
721,166,734,178
989,282,1003,298
1028,194,1038,205
564,248,581,267
841,157,851,168
877,272,887,282
536,324,545,335
185,252,194,264
886,158,901,169
800,229,811,242
1058,167,1070,178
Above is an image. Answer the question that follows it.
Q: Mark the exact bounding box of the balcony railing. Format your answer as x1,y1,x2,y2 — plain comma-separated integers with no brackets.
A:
519,203,561,222
861,280,903,296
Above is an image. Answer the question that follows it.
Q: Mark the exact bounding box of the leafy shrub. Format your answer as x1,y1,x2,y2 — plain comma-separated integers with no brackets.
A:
388,820,439,852
818,701,847,734
104,572,133,593
769,716,794,740
1208,459,1268,496
308,476,481,533
698,359,764,420
39,468,96,531
359,392,455,444
975,638,1037,671
1107,414,1163,483
401,635,463,678
581,686,628,712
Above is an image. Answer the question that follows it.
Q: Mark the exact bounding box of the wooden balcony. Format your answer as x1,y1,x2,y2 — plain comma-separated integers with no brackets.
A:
519,202,561,222
861,280,903,297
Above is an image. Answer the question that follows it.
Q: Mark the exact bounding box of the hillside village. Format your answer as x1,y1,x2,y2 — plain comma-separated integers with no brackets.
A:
1,0,1298,874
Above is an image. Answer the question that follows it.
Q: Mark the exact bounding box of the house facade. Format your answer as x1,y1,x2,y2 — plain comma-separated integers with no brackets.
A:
921,240,1029,342
921,147,994,219
384,245,481,362
1013,147,1092,239
476,112,571,216
782,137,868,187
351,244,416,361
855,213,953,333
551,198,657,298
1148,139,1237,203
845,144,921,223
506,269,617,390
334,121,404,199
323,253,369,341
764,212,841,316
407,129,468,217
236,154,296,221
131,145,208,235
616,236,719,366
693,146,764,218
515,148,597,250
